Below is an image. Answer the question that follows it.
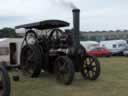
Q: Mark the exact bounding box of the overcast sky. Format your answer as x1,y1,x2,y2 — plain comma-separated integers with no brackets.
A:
0,0,128,31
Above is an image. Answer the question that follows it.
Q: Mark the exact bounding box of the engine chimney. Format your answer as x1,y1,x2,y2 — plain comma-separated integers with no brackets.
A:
72,9,80,50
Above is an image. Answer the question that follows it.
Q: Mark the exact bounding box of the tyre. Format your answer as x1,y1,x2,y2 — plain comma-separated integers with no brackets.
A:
80,55,101,80
0,63,11,96
20,45,42,77
55,56,75,85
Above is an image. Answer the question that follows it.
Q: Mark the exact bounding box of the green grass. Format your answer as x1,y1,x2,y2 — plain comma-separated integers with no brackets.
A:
11,57,128,96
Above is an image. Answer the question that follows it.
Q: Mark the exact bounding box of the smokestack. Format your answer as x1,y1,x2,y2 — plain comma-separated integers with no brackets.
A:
72,9,80,50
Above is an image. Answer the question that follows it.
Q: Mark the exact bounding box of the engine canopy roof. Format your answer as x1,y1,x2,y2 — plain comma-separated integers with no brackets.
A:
15,20,70,30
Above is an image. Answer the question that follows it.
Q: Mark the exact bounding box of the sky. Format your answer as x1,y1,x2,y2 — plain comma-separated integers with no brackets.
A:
0,0,128,31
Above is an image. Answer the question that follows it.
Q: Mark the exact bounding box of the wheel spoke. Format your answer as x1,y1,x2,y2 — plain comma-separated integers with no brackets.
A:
87,70,89,77
87,58,90,65
83,66,87,69
92,65,96,68
92,68,96,72
88,70,92,79
91,71,95,77
83,60,87,65
89,59,95,65
88,70,95,79
84,69,88,74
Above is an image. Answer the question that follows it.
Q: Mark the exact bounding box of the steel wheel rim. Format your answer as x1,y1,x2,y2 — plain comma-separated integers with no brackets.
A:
82,57,97,79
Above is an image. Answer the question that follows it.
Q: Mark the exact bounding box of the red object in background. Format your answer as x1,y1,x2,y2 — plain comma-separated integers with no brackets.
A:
87,47,112,57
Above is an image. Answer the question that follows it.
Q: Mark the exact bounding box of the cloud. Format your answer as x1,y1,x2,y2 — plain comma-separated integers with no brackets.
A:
0,0,51,16
0,0,128,30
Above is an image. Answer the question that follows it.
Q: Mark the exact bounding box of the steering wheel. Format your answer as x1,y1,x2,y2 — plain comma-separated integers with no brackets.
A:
48,29,63,41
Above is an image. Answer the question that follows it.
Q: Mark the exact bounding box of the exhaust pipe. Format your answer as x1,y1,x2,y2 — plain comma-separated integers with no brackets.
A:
72,9,80,50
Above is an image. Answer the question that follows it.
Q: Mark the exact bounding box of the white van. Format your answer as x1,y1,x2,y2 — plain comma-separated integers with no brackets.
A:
100,40,127,55
80,41,99,51
0,38,23,65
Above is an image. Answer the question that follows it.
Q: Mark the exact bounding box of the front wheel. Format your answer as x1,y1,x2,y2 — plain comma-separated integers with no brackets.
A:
80,55,101,80
55,56,75,85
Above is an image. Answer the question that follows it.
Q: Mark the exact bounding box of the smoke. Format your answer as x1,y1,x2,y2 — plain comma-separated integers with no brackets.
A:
60,0,77,9
52,0,77,10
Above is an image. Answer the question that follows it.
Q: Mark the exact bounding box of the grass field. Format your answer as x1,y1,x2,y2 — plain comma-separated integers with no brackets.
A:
11,57,128,96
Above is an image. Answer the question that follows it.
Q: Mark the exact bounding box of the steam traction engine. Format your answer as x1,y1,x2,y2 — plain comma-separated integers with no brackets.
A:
15,9,101,85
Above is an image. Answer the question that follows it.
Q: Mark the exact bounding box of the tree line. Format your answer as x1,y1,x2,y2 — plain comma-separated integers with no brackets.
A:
0,27,20,38
0,27,128,38
80,30,128,41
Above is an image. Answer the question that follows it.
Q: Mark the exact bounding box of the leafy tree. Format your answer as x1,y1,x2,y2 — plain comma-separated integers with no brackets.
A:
0,27,17,38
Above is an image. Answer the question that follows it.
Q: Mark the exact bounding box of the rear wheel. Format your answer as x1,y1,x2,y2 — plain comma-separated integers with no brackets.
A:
55,56,75,85
0,63,11,96
81,55,101,80
20,45,42,77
